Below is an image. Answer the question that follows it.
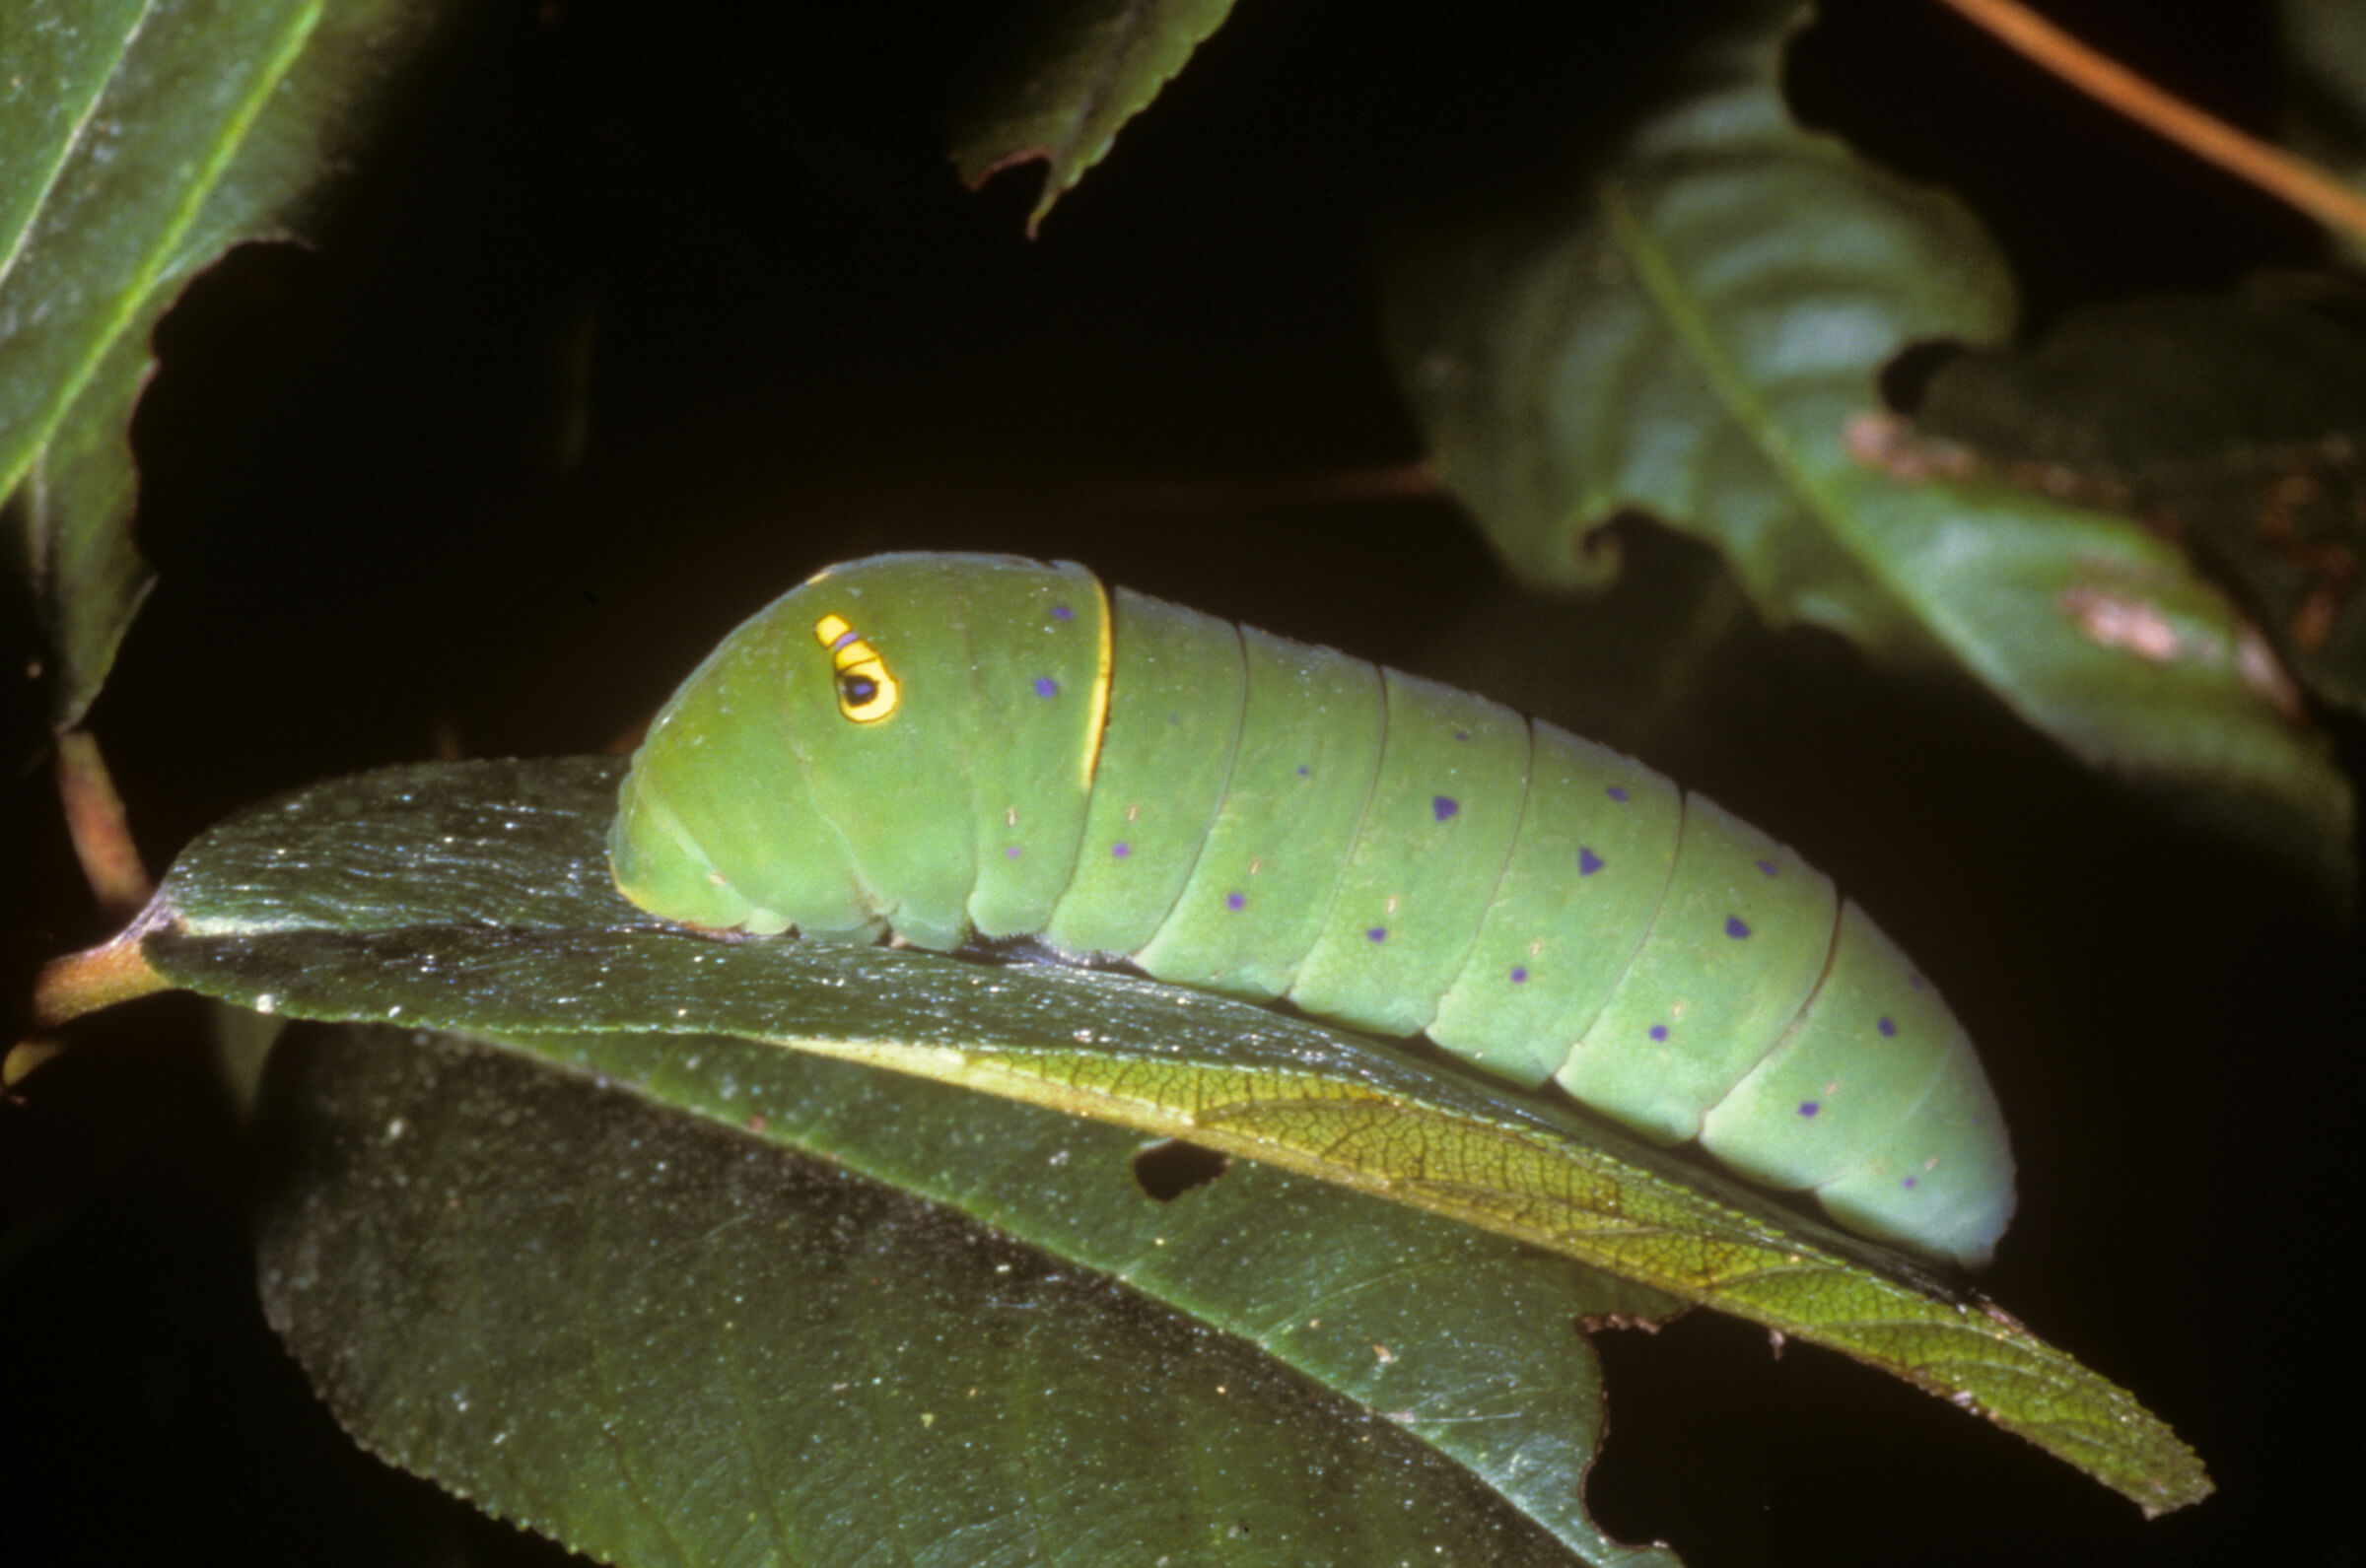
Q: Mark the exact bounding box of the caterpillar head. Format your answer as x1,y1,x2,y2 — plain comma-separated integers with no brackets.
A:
610,553,1108,949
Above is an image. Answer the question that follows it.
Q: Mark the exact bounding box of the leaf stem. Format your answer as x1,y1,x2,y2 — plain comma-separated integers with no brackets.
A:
29,932,173,1033
56,729,153,918
1933,0,2366,241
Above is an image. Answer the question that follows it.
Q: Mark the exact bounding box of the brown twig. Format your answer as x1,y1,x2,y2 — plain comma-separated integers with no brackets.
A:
55,729,154,919
1933,0,2366,242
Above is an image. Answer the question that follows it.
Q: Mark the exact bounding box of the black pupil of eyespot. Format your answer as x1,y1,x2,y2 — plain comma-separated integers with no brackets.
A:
841,675,876,703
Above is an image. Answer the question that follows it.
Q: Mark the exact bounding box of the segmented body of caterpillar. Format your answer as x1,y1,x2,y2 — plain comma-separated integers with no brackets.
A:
611,553,2015,1266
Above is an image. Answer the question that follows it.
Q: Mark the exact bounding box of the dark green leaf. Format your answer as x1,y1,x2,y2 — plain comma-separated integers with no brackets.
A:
90,756,2211,1518
1380,0,2351,877
154,758,1682,1564
259,1022,1659,1567
0,0,464,729
1914,275,2366,716
947,0,1236,234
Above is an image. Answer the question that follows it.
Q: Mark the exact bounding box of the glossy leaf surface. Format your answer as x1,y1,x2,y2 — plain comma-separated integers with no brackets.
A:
48,756,2213,1518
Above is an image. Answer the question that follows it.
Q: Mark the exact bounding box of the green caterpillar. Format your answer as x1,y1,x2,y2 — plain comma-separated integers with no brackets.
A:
611,553,2014,1267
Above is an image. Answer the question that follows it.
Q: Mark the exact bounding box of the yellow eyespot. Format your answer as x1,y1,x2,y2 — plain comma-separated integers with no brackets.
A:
812,612,900,723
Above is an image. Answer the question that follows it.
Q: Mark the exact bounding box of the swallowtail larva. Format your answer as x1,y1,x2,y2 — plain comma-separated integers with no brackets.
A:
611,553,2014,1266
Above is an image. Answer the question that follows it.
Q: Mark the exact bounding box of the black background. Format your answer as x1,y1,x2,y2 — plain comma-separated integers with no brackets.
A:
4,2,2355,1564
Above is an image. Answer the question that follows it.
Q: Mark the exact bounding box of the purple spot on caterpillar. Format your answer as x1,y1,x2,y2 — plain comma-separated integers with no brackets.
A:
1366,926,1387,942
1111,842,1131,858
1577,847,1604,876
1432,795,1458,821
1454,730,1470,741
1606,785,1630,802
830,629,860,650
1878,1016,1896,1037
1901,1177,1918,1190
1296,764,1310,777
1051,604,1073,621
1509,966,1529,984
1033,676,1059,698
1755,858,1777,877
1226,892,1247,911
1648,1024,1668,1042
1798,1101,1821,1118
1724,916,1751,939
1908,973,1926,990
1006,846,1022,859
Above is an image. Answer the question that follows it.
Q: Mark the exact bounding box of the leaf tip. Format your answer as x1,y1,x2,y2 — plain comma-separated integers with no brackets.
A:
957,145,1065,238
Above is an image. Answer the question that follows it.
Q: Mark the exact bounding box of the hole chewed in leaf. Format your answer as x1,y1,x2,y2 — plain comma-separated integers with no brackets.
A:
1131,1138,1231,1201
